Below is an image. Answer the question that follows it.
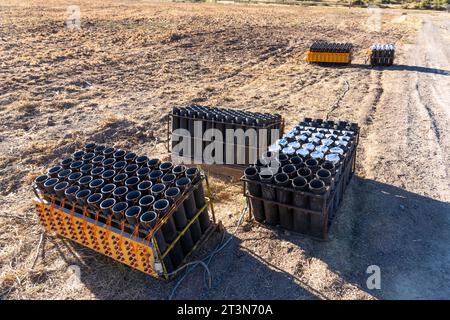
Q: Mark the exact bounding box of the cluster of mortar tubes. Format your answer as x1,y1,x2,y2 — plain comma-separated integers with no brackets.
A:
172,125,281,165
33,143,211,272
244,119,357,237
172,106,282,165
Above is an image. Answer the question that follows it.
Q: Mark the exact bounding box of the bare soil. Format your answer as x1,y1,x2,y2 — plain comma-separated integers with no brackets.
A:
0,1,449,300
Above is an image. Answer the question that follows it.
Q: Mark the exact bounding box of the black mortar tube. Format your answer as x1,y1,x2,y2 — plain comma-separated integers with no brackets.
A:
169,240,185,270
234,115,244,165
224,114,234,164
274,173,293,230
113,173,128,186
185,167,210,232
205,112,215,158
161,173,176,187
75,189,91,208
292,176,309,234
34,175,49,191
68,171,83,184
316,169,332,185
125,190,141,207
214,114,225,163
44,178,59,195
124,152,137,163
308,179,326,238
176,177,202,242
113,149,126,161
91,155,105,167
153,199,177,243
244,117,255,165
101,183,116,198
72,150,85,160
159,161,173,175
103,147,115,158
153,198,184,267
87,193,103,213
172,165,186,179
112,186,128,202
84,142,96,152
69,160,84,172
305,158,319,173
164,187,194,255
57,169,72,180
139,211,172,272
112,201,128,221
244,166,265,223
90,167,104,178
54,181,69,200
278,154,289,166
309,179,326,211
138,195,155,213
124,163,139,176
164,187,188,230
135,155,149,167
48,165,62,178
172,107,181,151
259,171,279,225
65,185,80,203
100,198,116,217
136,167,150,181
137,180,153,196
297,167,312,181
60,158,73,169
187,108,196,159
102,158,116,169
150,183,166,199
290,156,303,169
146,158,161,171
178,109,188,157
125,176,140,191
93,145,106,155
321,161,335,175
196,110,206,162
125,205,141,225
149,170,163,184
281,164,297,179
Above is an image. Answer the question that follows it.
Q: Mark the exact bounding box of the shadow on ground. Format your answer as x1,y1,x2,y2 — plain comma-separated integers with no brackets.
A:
53,176,450,299
344,63,449,76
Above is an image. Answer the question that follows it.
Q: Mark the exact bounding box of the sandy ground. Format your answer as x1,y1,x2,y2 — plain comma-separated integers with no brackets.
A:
0,1,449,299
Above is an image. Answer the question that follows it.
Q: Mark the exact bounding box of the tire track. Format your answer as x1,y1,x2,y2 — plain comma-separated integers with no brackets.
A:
410,16,450,185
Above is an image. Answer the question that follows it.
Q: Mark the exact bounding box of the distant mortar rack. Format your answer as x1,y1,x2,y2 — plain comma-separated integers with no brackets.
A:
368,44,395,66
306,42,353,64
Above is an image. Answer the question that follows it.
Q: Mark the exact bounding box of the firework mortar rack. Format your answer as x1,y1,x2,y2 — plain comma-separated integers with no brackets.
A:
242,118,359,240
167,105,284,180
368,43,395,66
306,42,353,64
33,144,218,280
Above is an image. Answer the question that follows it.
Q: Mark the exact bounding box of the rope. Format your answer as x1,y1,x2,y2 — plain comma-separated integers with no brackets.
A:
167,201,248,300
167,261,212,300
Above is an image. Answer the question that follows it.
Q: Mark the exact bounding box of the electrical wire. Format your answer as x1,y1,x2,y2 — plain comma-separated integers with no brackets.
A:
168,201,248,300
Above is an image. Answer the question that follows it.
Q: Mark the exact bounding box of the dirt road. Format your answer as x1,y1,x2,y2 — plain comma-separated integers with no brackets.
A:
328,13,450,299
0,2,448,299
